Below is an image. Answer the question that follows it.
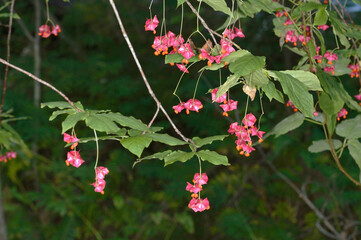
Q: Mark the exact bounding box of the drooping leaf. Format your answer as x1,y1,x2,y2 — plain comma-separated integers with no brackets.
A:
268,71,314,117
164,151,195,166
192,135,228,148
335,115,361,139
196,150,230,166
49,109,76,121
107,113,150,132
279,70,322,91
308,139,342,153
61,112,87,133
41,101,84,111
314,7,328,26
216,74,241,98
261,81,284,103
120,135,152,158
265,112,305,139
199,0,232,16
85,113,120,133
133,150,173,167
348,139,361,171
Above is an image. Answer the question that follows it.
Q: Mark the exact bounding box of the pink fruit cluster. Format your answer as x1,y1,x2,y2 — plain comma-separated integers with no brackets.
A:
38,24,61,38
91,167,109,195
64,133,84,168
0,151,17,163
348,64,360,78
228,113,265,157
172,99,203,114
145,15,245,73
186,173,210,212
337,108,348,121
313,48,338,75
211,88,238,117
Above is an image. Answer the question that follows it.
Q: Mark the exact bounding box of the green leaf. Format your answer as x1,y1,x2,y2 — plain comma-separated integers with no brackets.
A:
0,13,20,19
164,151,195,166
41,101,84,111
335,115,361,139
244,69,269,88
333,57,351,76
120,135,152,158
216,74,241,98
229,53,266,76
268,71,314,117
199,0,232,16
146,133,186,146
292,2,323,19
0,2,11,12
221,50,249,64
348,139,361,171
317,68,361,112
164,53,200,64
314,7,328,26
325,113,337,136
280,70,322,91
177,0,186,7
200,63,225,71
196,150,230,166
192,135,228,148
261,81,284,103
107,113,150,132
85,113,120,133
308,139,342,153
352,0,361,6
49,109,76,121
319,92,343,115
133,150,172,167
265,112,305,139
61,112,87,133
0,130,12,149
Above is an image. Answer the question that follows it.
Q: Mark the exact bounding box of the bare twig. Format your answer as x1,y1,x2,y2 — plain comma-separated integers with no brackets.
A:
108,0,196,150
147,104,160,129
0,0,16,126
322,112,361,187
0,58,81,112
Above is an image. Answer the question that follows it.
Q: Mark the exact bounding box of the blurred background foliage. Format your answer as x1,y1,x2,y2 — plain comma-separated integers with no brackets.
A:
0,0,361,239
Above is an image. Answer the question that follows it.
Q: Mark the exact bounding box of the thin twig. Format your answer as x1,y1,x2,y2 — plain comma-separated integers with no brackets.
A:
0,0,16,126
0,58,81,112
142,103,160,135
108,0,196,150
147,104,160,129
322,112,361,187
